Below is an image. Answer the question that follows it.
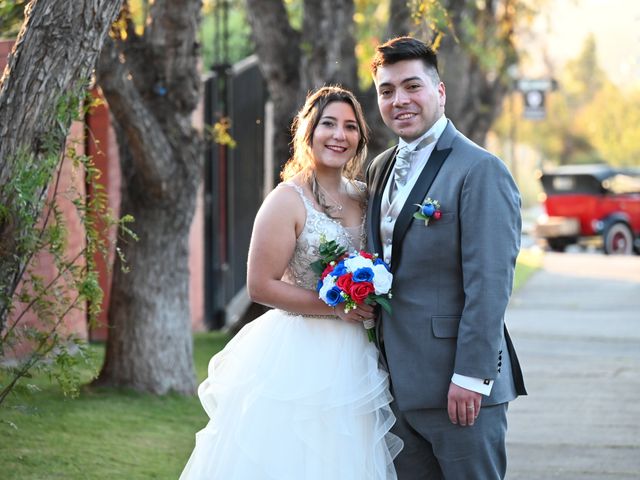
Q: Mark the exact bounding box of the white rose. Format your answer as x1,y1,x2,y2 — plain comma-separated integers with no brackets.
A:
344,255,374,273
372,264,393,295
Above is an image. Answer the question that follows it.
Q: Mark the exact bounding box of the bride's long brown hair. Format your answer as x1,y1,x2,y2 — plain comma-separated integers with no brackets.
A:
281,86,369,183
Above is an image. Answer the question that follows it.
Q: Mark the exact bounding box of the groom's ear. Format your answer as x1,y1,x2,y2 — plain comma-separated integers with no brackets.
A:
438,82,446,109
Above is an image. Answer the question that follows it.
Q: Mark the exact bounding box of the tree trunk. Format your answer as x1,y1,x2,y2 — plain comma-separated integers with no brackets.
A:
97,134,197,393
93,0,202,394
418,0,517,146
0,0,124,331
246,0,364,179
387,0,412,39
244,0,301,180
300,0,358,93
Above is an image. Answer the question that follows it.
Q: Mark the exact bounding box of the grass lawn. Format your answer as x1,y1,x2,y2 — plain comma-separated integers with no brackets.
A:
0,253,540,479
0,333,229,480
514,247,543,291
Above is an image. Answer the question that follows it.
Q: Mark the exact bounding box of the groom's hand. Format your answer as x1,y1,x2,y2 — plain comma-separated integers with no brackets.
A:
447,383,481,427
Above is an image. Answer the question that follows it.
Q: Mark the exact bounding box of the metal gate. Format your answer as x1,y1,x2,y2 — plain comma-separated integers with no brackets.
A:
204,55,269,329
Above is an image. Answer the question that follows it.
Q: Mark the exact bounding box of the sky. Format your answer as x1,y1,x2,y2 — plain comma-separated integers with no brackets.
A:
521,0,640,88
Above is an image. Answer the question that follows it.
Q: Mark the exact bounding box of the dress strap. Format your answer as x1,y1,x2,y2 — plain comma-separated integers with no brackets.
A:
279,182,315,212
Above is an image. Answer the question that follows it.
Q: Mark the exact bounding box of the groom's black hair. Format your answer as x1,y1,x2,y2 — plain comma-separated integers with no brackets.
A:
370,36,439,78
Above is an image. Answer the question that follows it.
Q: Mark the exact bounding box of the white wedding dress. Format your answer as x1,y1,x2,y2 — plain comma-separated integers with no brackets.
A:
179,183,402,480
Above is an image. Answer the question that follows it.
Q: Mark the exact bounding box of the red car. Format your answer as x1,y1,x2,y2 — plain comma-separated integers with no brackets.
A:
534,164,640,254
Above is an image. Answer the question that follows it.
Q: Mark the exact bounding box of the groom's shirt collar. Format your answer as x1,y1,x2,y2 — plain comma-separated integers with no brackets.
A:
398,114,448,152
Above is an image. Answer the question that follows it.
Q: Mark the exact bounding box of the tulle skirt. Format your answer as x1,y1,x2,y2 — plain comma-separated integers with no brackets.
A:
179,308,402,479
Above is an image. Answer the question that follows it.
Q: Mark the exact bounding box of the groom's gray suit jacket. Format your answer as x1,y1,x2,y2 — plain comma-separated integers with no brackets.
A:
366,120,527,411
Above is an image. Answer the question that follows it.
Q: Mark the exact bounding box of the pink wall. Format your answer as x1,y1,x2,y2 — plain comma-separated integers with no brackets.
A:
0,39,14,69
189,186,205,331
85,88,120,341
5,121,89,357
2,39,82,355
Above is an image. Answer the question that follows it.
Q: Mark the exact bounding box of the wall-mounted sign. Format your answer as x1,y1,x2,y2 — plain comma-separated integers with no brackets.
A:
517,78,557,120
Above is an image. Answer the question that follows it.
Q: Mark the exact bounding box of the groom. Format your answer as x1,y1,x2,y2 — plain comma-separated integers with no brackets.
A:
366,36,527,479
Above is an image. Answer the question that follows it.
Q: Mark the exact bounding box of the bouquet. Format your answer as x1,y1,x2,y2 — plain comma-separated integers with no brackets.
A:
312,236,393,342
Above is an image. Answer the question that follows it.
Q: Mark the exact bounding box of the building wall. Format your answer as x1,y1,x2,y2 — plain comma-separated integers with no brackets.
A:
0,39,14,69
3,128,89,355
189,94,206,331
85,89,120,341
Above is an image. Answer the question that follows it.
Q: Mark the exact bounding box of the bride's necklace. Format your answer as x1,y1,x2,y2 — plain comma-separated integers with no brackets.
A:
313,173,344,212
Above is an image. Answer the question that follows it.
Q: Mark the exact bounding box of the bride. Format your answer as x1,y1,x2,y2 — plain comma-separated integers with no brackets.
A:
179,86,402,479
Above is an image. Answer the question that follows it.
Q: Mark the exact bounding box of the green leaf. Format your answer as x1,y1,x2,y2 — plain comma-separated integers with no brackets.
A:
311,237,348,276
373,295,392,314
310,259,327,276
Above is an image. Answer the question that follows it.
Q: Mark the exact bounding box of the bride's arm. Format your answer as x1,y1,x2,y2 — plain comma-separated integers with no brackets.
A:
247,186,335,315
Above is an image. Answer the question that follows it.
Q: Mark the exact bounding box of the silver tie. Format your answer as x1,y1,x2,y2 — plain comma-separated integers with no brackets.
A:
393,146,413,195
390,134,436,200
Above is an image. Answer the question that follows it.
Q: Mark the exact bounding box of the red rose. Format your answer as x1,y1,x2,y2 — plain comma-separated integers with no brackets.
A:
359,251,375,260
433,210,442,220
336,272,354,292
349,281,375,303
321,264,334,280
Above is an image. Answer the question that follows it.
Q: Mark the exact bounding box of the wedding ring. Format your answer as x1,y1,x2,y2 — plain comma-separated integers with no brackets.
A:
466,404,475,410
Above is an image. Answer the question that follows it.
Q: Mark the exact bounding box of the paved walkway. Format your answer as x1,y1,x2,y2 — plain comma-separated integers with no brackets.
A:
505,252,640,479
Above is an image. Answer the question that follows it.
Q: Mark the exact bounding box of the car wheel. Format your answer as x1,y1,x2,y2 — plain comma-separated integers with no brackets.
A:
603,222,633,255
546,238,568,252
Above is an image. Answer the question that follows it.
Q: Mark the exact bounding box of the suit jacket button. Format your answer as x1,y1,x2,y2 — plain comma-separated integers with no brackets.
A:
497,368,501,373
498,362,502,367
498,355,502,360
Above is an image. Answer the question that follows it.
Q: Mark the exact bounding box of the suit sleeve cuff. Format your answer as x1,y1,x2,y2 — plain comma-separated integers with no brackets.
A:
452,373,494,396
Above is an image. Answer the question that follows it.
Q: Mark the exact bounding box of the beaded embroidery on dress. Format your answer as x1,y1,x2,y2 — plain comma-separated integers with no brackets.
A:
179,182,402,480
283,182,365,290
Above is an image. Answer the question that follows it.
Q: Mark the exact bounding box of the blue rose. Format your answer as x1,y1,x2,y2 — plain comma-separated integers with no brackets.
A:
352,267,374,283
325,286,345,306
331,262,347,277
316,278,324,292
422,203,436,216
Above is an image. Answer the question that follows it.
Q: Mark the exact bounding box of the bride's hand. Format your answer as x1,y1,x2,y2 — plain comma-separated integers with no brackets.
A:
335,303,376,324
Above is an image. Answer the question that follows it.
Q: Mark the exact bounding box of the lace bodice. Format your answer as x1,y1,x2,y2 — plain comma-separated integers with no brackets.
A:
281,182,366,291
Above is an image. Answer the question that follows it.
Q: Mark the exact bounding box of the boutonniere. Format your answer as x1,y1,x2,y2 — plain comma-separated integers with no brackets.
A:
413,197,442,226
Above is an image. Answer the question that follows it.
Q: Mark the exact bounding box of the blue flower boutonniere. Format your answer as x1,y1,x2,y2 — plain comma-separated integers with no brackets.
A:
413,197,442,226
